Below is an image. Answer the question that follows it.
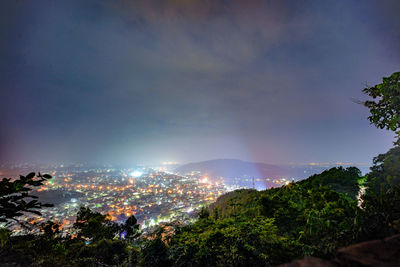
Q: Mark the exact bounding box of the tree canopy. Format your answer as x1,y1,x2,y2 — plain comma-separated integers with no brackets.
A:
366,146,400,193
74,207,121,242
363,71,400,144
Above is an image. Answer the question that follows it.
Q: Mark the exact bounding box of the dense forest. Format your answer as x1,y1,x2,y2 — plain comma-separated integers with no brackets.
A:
0,72,399,266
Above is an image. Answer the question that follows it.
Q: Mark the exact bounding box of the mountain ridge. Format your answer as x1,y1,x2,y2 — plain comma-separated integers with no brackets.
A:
175,158,331,183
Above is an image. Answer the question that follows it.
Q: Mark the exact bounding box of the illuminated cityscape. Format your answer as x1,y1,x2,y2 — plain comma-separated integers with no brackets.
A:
1,162,302,234
6,165,225,233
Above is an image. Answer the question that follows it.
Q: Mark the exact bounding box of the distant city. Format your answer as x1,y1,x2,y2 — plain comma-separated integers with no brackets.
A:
0,160,369,234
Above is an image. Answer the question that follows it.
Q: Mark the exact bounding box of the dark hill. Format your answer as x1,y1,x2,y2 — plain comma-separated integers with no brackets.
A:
175,159,330,185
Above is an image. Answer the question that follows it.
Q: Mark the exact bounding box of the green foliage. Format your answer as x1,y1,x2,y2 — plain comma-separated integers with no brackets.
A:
358,147,400,240
168,217,301,266
198,207,210,219
209,189,260,219
357,186,400,241
77,239,130,266
261,185,358,255
366,146,400,193
0,228,10,247
363,71,400,144
0,172,53,224
158,170,362,266
0,208,140,266
297,167,361,199
140,236,171,267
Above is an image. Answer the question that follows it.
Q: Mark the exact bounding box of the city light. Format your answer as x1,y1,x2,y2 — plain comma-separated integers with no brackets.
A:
200,176,209,183
12,166,228,233
131,170,143,177
9,164,290,235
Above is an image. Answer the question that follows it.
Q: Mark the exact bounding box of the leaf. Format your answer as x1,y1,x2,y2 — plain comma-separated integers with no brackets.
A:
26,173,36,180
42,174,52,179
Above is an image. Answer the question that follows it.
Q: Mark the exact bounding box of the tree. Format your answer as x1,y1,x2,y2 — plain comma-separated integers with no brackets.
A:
197,207,210,219
363,71,400,144
121,215,141,240
39,220,62,239
360,71,400,241
0,172,53,224
365,146,400,193
297,167,361,200
77,239,131,266
139,235,171,267
357,185,400,241
73,207,120,242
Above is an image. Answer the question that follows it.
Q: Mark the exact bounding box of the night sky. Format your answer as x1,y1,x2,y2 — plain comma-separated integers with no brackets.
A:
1,0,399,165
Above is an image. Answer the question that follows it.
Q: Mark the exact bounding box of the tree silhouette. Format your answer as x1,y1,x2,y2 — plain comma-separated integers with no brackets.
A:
74,207,120,242
0,172,53,224
363,71,400,144
121,215,141,240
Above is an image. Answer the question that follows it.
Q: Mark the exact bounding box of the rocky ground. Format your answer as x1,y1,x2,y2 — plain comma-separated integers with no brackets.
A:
280,235,400,267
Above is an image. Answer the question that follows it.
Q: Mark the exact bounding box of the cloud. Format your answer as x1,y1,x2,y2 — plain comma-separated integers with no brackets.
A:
0,0,398,164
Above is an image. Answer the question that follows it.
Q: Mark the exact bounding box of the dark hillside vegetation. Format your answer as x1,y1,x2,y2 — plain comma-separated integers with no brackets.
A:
163,169,361,266
296,166,361,199
158,158,399,266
